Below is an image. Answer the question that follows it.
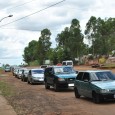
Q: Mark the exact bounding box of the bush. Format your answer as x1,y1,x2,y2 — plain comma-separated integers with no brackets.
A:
99,57,106,64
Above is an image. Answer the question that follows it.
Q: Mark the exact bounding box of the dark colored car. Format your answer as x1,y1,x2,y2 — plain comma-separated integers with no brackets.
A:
21,68,29,82
40,65,49,69
74,70,115,103
44,66,77,92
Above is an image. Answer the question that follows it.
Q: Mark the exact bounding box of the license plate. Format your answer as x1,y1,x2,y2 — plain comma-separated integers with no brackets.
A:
68,84,74,87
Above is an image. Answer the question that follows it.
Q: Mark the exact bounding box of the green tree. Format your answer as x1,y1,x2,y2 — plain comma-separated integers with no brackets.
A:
56,19,85,61
69,19,84,59
38,28,52,64
23,40,38,64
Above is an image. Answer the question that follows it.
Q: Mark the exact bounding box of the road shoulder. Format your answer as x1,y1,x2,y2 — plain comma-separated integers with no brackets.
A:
0,93,17,115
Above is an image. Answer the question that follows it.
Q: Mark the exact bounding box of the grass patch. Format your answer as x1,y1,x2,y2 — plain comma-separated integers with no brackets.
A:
0,81,14,97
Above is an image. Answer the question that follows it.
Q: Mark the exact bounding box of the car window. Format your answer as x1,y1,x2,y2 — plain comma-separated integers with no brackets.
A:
82,72,90,81
29,70,31,75
76,72,84,80
95,71,115,81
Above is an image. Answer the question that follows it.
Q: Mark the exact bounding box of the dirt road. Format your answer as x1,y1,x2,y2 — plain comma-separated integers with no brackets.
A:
1,66,115,115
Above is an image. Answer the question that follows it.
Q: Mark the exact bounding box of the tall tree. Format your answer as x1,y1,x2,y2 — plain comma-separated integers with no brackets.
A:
23,40,38,64
69,19,84,59
38,28,52,64
85,16,115,55
56,19,84,61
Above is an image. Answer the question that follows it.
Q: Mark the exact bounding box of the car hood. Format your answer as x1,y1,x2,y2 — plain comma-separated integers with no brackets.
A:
32,74,44,77
56,73,77,78
92,80,115,89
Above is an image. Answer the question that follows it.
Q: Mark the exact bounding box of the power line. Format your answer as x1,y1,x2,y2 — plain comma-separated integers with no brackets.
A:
0,27,62,32
0,0,66,28
1,0,37,11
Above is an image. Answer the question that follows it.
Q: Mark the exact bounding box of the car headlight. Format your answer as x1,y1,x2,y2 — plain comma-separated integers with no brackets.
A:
58,78,65,81
100,89,110,93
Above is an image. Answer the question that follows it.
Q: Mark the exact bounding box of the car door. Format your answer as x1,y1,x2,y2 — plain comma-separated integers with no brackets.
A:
45,67,52,85
80,72,92,98
75,72,84,94
28,70,31,82
48,67,55,85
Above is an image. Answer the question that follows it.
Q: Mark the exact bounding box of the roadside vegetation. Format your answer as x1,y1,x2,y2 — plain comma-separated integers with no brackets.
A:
22,17,115,66
0,77,14,97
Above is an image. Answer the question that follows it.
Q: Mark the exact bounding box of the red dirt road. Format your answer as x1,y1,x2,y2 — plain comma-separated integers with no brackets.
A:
1,66,115,115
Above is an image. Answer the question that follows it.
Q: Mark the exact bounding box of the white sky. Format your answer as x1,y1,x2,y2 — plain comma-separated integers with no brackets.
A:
0,0,115,65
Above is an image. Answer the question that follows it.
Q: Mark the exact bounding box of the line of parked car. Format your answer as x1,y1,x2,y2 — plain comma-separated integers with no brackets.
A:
12,67,44,84
6,65,115,104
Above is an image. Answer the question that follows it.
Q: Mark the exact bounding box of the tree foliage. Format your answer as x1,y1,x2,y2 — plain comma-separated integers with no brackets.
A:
85,16,115,55
37,28,52,64
23,17,115,65
23,40,38,64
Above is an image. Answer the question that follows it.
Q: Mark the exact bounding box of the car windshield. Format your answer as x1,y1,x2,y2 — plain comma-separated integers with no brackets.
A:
24,70,29,73
32,70,44,74
94,71,115,81
54,67,75,74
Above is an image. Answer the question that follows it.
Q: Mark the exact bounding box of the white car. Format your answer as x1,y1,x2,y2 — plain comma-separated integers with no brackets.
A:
27,68,44,84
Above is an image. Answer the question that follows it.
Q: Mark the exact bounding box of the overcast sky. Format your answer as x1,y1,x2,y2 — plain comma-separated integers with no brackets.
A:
0,0,115,65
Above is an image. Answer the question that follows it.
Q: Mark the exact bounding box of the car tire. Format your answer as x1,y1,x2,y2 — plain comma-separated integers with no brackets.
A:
54,83,59,92
30,79,34,85
74,88,80,98
92,92,101,104
45,81,50,89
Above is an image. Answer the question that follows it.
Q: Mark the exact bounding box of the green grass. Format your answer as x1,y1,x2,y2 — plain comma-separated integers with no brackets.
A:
0,81,14,97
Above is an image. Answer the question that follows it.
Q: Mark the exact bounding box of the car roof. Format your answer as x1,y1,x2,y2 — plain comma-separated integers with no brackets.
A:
30,68,44,71
78,70,111,73
46,65,72,68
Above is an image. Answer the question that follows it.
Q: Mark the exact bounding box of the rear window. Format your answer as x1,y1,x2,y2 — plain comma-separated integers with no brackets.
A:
67,62,72,65
62,62,66,65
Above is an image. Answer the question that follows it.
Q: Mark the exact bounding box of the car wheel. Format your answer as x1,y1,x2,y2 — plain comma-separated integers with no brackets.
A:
54,83,59,92
45,81,50,89
92,92,101,104
74,88,80,98
30,79,34,85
